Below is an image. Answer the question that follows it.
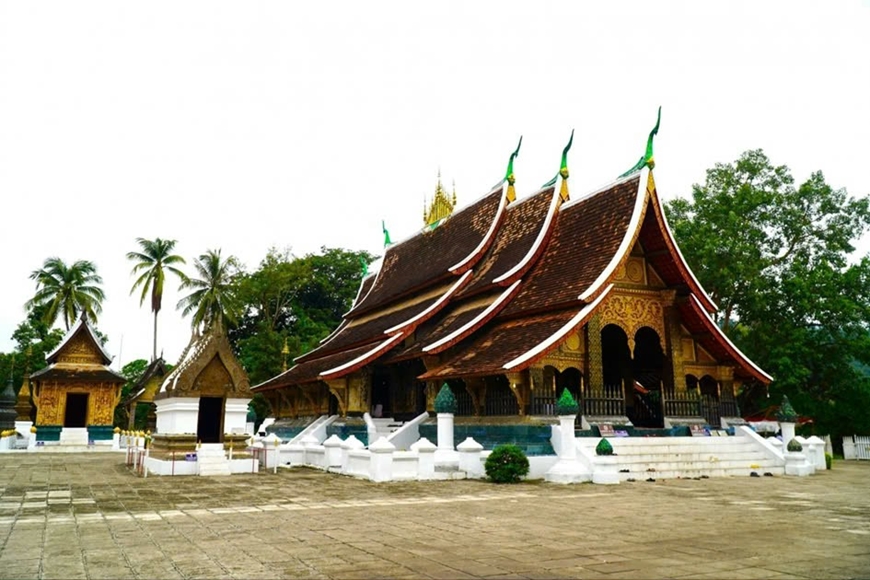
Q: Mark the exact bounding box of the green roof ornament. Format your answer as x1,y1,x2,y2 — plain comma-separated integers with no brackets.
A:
434,383,457,414
555,388,580,416
619,106,661,178
359,256,369,278
542,129,574,202
382,220,392,248
775,395,798,423
504,136,522,203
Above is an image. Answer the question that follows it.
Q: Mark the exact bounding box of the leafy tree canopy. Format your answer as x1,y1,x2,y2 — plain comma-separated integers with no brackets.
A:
666,149,870,440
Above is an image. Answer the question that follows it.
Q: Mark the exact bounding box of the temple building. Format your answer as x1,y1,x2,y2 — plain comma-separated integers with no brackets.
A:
153,319,252,443
30,312,125,445
254,116,771,433
123,357,169,431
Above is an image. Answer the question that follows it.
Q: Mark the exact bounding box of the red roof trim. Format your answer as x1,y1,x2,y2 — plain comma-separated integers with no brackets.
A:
423,280,522,354
449,183,508,274
492,187,560,286
686,293,772,384
647,174,718,313
383,270,473,335
319,334,405,380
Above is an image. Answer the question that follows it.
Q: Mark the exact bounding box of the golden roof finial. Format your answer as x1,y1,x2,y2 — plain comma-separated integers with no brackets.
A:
281,337,290,372
424,170,457,228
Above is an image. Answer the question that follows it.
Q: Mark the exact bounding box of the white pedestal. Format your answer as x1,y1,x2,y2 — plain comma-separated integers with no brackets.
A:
591,455,620,485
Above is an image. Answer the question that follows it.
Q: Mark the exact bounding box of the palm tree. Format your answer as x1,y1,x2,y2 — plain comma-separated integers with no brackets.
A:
177,249,243,331
127,238,187,361
26,257,106,331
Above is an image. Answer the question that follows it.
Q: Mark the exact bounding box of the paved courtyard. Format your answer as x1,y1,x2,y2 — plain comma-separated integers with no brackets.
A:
0,454,867,579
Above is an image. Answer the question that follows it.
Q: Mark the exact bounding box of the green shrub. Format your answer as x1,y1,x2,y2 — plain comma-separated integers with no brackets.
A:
484,444,529,484
555,389,580,416
786,438,803,452
596,438,614,456
825,452,833,470
434,383,457,414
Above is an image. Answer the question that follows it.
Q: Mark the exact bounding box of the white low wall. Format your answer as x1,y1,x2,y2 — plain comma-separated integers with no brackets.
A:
144,457,259,476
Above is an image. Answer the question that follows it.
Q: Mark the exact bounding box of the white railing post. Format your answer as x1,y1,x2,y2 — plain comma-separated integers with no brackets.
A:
411,437,437,480
457,437,484,478
368,437,395,482
323,434,344,469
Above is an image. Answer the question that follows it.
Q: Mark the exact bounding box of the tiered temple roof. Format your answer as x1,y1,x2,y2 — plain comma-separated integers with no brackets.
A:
255,135,771,398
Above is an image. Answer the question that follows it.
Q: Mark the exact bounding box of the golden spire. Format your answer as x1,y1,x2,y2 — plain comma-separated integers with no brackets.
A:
281,337,290,372
423,170,457,227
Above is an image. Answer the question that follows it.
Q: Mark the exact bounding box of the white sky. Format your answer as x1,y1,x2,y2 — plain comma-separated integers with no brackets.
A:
1,1,869,370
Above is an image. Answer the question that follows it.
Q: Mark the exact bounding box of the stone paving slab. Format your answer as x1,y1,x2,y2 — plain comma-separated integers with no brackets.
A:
0,455,868,579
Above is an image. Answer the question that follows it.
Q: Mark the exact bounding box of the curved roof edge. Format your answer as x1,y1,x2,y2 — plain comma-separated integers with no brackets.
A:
504,284,614,371
648,178,718,313
45,314,114,366
578,170,649,302
423,280,522,354
384,270,473,335
492,185,561,285
449,182,508,274
687,294,773,385
319,334,405,380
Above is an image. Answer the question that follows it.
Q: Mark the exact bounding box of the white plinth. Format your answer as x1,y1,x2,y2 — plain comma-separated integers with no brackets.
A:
60,428,89,446
155,397,200,435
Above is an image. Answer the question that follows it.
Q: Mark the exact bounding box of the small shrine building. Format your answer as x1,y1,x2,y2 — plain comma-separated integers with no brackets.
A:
254,117,772,431
154,319,252,443
30,312,125,445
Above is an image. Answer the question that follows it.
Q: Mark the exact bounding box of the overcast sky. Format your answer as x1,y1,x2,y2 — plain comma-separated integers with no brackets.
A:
1,1,868,370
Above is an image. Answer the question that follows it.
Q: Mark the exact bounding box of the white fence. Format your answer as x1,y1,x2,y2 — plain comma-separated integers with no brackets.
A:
843,435,870,460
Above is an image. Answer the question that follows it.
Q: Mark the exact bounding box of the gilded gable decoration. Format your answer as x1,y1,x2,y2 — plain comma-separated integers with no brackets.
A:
423,170,457,228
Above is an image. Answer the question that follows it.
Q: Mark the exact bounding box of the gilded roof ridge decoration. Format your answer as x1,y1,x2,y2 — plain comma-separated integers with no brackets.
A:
44,311,113,366
423,170,458,227
578,168,650,303
686,293,772,384
348,186,504,317
503,283,614,371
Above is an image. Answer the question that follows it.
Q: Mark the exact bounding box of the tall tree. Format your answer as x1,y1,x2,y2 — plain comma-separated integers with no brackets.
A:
665,149,870,440
127,238,187,361
177,249,243,331
25,257,105,330
230,246,375,385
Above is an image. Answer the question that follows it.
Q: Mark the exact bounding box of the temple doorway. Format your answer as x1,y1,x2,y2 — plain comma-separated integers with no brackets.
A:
197,397,224,443
631,327,665,427
371,370,390,417
64,393,89,427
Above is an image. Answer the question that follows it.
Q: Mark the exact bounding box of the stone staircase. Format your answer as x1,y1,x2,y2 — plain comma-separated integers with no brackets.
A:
371,418,402,440
197,443,231,476
578,436,784,480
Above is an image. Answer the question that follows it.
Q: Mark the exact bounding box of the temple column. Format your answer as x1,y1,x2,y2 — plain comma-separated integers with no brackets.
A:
504,371,528,417
586,315,603,391
128,402,137,430
323,379,348,417
666,304,686,393
464,377,486,417
529,367,544,414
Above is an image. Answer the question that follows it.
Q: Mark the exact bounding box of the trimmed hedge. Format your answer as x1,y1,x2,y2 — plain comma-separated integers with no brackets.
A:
484,444,530,484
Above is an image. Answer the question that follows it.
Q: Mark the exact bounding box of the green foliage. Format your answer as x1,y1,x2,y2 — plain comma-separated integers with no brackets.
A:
434,383,456,414
127,237,187,360
595,438,614,456
786,438,803,452
484,444,529,483
229,246,375,387
825,452,833,470
665,149,870,441
555,388,580,415
177,249,243,331
25,257,105,330
775,395,798,423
